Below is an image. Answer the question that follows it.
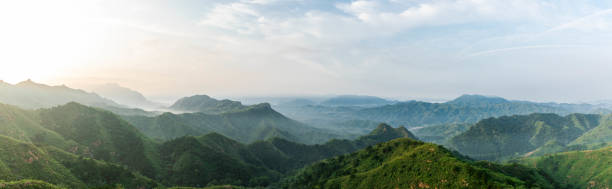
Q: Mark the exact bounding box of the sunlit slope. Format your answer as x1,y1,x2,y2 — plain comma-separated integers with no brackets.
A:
283,138,558,189
37,103,161,178
570,114,612,147
0,104,73,148
0,135,85,188
0,135,158,188
521,146,612,188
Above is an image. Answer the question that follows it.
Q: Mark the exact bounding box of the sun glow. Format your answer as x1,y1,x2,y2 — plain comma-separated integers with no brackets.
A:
0,0,109,83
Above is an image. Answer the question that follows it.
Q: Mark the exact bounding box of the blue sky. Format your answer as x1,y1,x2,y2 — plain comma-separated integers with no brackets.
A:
1,0,612,102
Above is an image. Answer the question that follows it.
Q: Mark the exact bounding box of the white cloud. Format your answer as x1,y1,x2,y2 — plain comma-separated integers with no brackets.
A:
22,0,612,101
199,2,263,34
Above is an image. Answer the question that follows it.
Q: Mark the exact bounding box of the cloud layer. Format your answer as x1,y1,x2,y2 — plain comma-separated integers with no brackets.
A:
3,0,612,102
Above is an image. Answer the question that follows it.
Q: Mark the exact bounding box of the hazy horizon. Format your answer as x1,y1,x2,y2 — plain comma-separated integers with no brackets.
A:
2,0,612,103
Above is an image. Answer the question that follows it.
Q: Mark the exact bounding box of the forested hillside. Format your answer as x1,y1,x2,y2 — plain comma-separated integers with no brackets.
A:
449,113,603,161
0,102,417,188
282,138,558,189
157,123,416,187
521,146,612,188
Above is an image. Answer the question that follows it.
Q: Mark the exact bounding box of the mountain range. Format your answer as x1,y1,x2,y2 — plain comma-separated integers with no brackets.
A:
1,80,612,188
124,102,345,144
0,101,415,187
448,113,612,161
274,94,611,137
0,80,157,117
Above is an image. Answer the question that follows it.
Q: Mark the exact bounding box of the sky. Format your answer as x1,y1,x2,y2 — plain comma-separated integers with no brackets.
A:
1,0,612,103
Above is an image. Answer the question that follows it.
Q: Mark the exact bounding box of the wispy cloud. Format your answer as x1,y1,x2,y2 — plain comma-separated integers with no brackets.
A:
10,0,612,101
466,45,587,57
547,8,612,32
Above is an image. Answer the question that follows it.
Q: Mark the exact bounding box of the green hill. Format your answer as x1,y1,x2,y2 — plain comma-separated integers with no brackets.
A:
449,113,601,161
0,104,74,149
0,135,84,188
155,123,415,187
37,103,161,178
521,146,612,188
43,146,160,189
124,103,342,144
0,103,162,188
281,138,557,189
569,114,612,147
2,102,415,188
159,135,277,187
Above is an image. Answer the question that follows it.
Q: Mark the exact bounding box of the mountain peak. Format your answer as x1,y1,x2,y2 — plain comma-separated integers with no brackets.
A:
371,123,394,134
170,94,245,114
367,123,417,140
16,79,45,86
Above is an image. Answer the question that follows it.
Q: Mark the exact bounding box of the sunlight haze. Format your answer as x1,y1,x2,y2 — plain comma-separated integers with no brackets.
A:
2,0,612,102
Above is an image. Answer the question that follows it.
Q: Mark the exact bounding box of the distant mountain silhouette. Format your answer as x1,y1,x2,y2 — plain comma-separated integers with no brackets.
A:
320,95,395,107
90,83,163,110
169,94,248,114
0,80,155,116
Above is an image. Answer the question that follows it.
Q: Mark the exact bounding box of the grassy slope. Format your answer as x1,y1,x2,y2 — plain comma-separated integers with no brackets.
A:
0,179,66,189
0,135,85,188
283,138,557,189
570,114,612,147
521,146,612,188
